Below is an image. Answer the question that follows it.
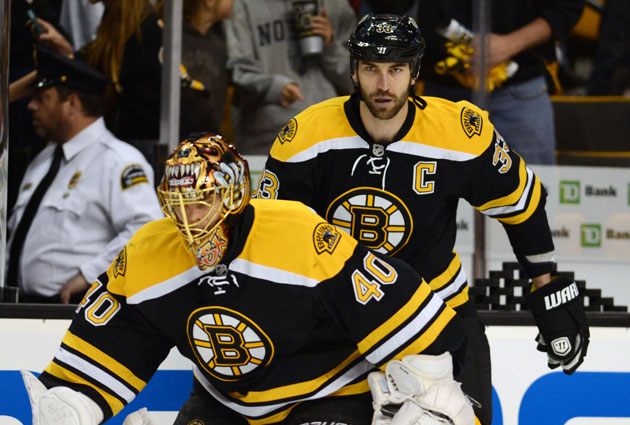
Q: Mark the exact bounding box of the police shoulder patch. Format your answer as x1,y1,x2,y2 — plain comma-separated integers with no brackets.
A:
121,164,149,190
460,107,483,138
113,247,127,278
278,118,298,144
313,222,341,254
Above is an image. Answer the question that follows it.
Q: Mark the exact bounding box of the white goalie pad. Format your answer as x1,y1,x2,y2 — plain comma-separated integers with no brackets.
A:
368,353,475,425
21,370,104,425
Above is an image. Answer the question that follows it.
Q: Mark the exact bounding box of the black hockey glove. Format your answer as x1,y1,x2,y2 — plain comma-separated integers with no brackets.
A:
526,275,589,374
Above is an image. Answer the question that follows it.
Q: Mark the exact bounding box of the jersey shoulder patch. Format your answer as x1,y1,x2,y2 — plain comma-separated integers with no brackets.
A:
242,199,357,282
270,96,355,162
410,97,495,158
107,218,196,298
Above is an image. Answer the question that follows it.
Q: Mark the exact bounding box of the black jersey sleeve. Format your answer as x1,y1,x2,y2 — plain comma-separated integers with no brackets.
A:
463,129,555,278
254,154,318,206
316,244,467,368
38,274,173,421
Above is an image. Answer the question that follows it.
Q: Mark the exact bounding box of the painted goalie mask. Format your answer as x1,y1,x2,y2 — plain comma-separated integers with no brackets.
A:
158,133,251,269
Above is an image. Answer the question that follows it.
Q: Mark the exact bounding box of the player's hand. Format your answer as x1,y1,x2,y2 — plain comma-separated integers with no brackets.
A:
29,18,74,58
368,353,475,425
60,273,90,304
280,83,304,107
526,275,590,374
22,370,103,425
310,8,334,46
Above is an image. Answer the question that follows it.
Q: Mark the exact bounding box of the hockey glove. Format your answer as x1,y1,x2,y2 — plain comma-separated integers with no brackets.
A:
22,370,104,425
368,352,475,425
526,275,590,374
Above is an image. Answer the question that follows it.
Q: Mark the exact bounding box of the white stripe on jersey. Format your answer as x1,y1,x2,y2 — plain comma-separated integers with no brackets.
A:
436,266,468,300
55,347,136,403
479,166,535,217
229,258,320,287
285,136,368,163
127,266,209,304
388,141,477,162
365,292,443,364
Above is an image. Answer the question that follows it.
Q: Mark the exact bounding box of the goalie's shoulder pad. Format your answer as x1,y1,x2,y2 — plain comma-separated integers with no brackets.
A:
526,275,581,315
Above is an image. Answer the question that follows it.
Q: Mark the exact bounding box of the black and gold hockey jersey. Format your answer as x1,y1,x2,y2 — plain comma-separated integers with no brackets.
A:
39,199,466,424
256,94,555,310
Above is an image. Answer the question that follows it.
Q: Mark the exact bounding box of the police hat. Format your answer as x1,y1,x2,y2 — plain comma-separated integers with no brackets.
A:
33,46,110,94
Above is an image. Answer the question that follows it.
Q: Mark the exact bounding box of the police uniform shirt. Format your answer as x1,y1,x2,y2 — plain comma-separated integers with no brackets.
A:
38,199,467,424
256,94,556,310
6,117,163,297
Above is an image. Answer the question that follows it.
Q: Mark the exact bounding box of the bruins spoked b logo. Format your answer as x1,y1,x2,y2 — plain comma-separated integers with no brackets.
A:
326,188,412,255
187,307,274,381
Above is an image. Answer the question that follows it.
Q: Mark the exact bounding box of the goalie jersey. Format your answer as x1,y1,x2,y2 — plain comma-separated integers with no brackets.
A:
256,94,555,310
39,199,466,424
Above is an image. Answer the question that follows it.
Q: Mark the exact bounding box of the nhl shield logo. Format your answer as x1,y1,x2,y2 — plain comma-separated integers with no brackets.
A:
278,118,298,144
372,143,385,157
460,107,483,138
313,223,341,254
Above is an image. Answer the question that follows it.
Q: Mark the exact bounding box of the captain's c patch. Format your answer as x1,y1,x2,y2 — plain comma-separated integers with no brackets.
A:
121,164,149,190
460,107,483,138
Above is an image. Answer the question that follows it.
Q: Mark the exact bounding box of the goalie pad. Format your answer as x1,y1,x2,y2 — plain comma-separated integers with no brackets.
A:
526,275,590,374
22,370,104,425
368,353,475,425
122,407,157,425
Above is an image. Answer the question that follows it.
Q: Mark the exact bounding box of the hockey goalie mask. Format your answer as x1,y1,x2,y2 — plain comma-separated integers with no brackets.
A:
158,133,251,269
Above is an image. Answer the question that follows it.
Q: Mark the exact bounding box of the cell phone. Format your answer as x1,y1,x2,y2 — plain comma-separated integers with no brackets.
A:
26,9,45,36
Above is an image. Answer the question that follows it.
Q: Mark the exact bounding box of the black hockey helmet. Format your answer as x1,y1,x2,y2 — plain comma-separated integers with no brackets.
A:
348,13,425,83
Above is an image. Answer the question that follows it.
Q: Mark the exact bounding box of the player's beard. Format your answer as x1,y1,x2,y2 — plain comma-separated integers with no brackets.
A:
361,87,408,120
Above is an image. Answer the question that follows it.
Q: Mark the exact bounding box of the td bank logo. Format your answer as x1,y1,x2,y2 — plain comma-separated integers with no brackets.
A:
560,181,580,204
581,224,602,247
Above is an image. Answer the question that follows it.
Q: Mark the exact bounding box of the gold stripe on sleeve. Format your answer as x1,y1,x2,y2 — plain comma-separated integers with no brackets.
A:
498,175,542,225
44,362,125,415
62,331,146,392
475,160,527,211
427,253,461,291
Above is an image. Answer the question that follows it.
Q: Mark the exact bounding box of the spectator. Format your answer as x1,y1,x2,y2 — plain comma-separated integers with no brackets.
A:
586,0,630,95
256,14,590,424
22,133,473,425
11,0,217,162
12,0,163,143
5,47,163,304
59,0,105,51
417,0,585,164
225,0,356,154
156,0,234,139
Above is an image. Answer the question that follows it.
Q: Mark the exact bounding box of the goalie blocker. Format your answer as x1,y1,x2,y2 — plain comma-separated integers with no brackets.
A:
526,275,590,374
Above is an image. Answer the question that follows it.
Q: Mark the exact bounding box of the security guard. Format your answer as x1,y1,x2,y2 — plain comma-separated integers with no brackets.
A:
6,47,163,303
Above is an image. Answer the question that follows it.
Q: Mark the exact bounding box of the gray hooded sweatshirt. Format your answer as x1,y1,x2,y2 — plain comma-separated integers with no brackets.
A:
225,0,356,154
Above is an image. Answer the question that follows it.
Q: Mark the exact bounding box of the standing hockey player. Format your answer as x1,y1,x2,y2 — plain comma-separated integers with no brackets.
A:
22,134,475,425
255,14,590,424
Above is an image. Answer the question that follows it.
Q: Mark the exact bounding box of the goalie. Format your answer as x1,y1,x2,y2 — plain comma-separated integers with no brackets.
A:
22,133,475,425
